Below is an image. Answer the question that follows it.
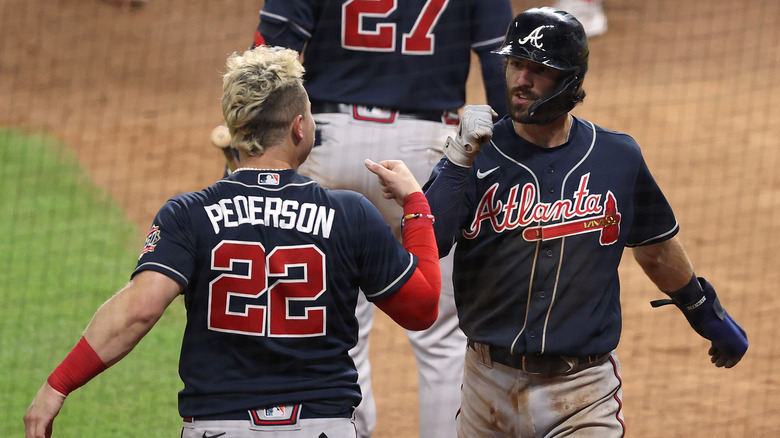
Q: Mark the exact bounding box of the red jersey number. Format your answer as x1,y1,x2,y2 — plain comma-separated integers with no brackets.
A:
208,241,326,337
342,0,449,55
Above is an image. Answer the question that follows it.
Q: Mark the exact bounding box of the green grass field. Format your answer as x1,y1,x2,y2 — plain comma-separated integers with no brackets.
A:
0,130,186,436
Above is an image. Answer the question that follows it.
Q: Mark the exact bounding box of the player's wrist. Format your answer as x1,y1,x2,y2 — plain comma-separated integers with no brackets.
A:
443,136,476,167
666,274,704,307
47,336,107,396
403,191,431,213
402,192,434,228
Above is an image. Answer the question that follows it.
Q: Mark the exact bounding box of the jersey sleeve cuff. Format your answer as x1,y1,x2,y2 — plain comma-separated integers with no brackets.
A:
132,262,189,288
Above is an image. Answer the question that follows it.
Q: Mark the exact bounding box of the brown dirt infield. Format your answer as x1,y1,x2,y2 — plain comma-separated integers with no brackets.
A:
3,0,779,436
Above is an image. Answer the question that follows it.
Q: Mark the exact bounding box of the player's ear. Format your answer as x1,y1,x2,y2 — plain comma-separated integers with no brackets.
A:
291,114,304,142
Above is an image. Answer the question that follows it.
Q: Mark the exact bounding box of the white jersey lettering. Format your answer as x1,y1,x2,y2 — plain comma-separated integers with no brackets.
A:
464,174,604,239
205,196,335,238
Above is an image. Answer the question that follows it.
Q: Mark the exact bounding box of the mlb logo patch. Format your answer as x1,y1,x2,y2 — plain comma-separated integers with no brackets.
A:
258,173,280,185
265,406,285,417
249,404,301,427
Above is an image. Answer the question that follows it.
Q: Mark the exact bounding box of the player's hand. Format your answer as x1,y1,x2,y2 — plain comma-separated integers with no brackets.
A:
680,278,748,368
652,276,748,368
24,382,66,438
444,104,498,167
704,306,748,368
364,159,422,206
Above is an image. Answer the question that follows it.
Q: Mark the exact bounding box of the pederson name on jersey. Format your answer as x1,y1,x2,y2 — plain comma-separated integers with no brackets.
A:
204,195,335,237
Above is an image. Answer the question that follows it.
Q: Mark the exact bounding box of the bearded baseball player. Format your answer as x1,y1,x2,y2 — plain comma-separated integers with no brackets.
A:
24,45,443,438
424,8,749,437
253,1,513,437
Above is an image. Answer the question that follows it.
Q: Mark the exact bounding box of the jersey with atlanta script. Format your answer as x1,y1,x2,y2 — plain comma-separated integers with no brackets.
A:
425,116,679,357
133,169,416,418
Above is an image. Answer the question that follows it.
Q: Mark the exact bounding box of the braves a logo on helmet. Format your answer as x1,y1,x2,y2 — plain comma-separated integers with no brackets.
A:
464,173,621,245
517,25,547,49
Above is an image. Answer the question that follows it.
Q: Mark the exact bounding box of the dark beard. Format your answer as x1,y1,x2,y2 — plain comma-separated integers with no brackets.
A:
506,99,535,124
505,87,540,124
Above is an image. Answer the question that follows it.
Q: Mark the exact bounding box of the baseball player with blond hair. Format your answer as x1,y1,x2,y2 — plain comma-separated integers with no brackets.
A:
24,45,442,438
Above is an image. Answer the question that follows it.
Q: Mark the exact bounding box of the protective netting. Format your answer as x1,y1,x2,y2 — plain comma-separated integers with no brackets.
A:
1,0,778,436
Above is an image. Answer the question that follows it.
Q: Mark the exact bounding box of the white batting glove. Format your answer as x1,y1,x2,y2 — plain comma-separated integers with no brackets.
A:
443,105,498,167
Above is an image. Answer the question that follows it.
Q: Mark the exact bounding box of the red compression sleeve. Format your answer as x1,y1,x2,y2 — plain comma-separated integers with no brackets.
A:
375,192,441,330
47,336,108,396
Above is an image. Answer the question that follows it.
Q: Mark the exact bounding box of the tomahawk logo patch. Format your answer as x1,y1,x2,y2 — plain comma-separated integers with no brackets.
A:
521,191,621,245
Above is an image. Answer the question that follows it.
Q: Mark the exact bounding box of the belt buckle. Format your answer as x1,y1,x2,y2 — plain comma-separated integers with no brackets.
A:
561,356,578,373
521,355,578,375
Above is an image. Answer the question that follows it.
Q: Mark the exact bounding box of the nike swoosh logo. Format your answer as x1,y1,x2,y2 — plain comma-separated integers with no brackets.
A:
202,433,226,438
476,166,499,179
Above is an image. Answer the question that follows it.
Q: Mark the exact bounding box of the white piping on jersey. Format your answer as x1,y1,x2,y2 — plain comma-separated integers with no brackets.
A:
490,138,539,355
540,120,597,353
493,120,598,355
472,35,507,50
135,262,189,286
363,254,416,299
259,11,313,39
627,220,679,247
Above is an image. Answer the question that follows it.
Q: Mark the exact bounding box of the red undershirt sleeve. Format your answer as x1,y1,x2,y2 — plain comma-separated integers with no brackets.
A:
374,192,442,330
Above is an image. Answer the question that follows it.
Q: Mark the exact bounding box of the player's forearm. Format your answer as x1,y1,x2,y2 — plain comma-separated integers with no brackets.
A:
376,193,441,330
400,192,441,314
633,236,694,293
46,271,180,397
86,272,178,364
424,159,470,256
83,283,166,367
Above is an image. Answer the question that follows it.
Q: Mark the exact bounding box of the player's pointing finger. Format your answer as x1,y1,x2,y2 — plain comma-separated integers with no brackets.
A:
364,158,386,176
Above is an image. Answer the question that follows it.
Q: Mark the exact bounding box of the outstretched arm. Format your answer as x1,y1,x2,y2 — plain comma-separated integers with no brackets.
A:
633,237,748,368
24,271,182,438
365,160,441,330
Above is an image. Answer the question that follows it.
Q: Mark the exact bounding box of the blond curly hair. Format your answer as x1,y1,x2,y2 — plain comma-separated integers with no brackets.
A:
221,46,306,156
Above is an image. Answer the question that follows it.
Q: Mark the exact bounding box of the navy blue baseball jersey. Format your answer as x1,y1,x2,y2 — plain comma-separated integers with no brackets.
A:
426,116,679,357
133,169,417,417
256,0,512,112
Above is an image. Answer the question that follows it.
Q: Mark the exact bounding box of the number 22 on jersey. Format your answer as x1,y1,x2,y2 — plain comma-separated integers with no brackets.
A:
208,241,326,338
342,0,449,54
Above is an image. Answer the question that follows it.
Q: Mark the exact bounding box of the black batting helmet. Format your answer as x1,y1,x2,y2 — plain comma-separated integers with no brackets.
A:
493,7,589,125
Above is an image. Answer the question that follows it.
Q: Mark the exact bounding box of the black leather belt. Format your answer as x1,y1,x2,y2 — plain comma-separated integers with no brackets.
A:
468,340,609,375
310,100,458,124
